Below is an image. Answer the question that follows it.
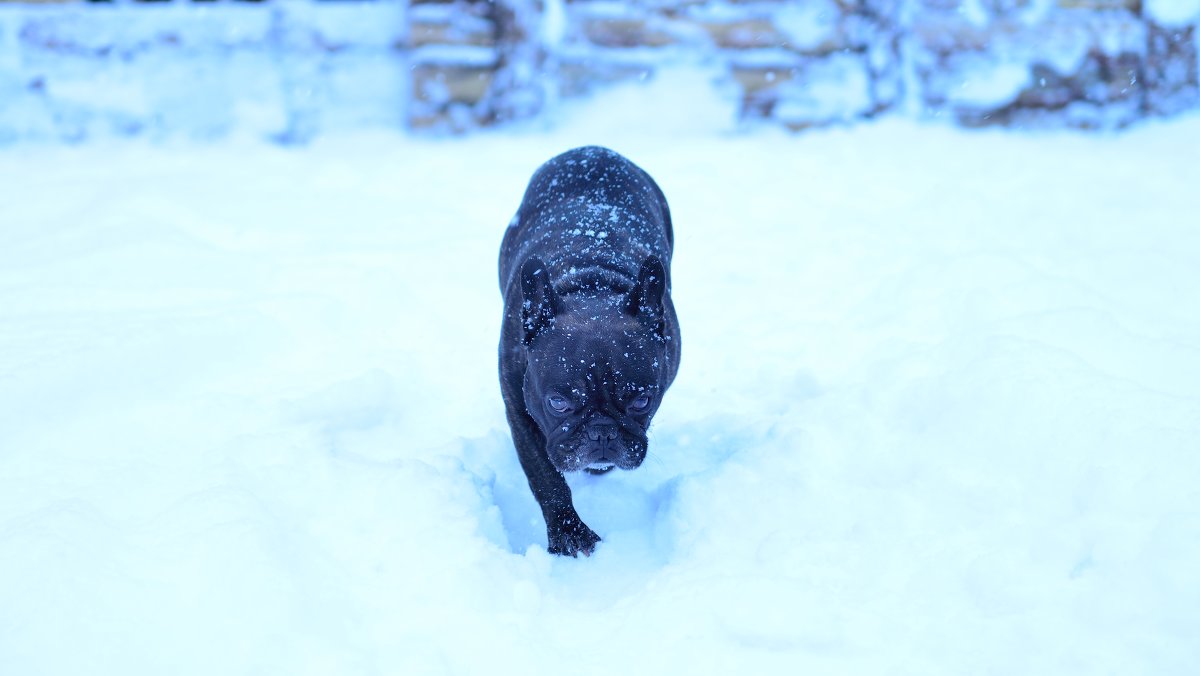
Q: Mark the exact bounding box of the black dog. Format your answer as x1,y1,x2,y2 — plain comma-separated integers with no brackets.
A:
498,146,681,557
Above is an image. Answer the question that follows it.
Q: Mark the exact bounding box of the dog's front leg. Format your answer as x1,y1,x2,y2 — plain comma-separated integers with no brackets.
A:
503,405,600,557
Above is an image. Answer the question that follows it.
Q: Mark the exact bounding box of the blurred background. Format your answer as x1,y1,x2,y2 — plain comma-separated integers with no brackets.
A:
0,0,1197,142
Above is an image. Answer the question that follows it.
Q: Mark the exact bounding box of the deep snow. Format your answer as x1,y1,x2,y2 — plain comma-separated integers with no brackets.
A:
2,73,1199,674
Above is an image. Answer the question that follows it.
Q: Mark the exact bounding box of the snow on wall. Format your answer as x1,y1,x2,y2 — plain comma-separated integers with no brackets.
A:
0,2,408,143
1146,0,1200,25
1,0,1198,141
909,1,1199,128
411,0,1199,131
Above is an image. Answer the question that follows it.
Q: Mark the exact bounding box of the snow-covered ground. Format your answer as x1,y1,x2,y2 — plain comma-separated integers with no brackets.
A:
2,74,1199,674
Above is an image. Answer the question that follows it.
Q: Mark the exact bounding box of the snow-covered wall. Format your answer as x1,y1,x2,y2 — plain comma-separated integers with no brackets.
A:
909,0,1199,128
1,0,1198,141
0,2,408,143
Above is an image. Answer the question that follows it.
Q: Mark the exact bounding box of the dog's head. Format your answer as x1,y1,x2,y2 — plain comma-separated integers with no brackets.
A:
519,256,670,473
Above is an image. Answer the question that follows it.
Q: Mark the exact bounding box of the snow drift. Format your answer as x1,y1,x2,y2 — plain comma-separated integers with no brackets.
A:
1,79,1198,673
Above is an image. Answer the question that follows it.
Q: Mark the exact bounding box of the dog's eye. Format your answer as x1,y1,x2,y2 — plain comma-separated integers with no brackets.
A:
547,395,572,414
629,394,651,412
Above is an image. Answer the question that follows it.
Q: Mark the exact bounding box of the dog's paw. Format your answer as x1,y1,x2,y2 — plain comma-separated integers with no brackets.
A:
547,514,601,557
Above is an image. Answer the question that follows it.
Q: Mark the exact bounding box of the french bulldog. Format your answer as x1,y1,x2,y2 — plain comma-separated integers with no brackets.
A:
498,146,681,557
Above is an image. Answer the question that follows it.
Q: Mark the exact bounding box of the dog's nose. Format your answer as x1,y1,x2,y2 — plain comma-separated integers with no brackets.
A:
587,423,618,442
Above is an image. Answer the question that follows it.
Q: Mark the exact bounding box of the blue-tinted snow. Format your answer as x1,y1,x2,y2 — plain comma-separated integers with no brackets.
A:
1,72,1198,674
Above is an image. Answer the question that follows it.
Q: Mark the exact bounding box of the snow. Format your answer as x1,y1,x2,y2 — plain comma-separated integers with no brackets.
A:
2,73,1200,674
946,60,1032,108
773,1,840,51
0,4,410,144
540,0,567,48
1145,0,1200,26
410,44,498,67
774,53,872,122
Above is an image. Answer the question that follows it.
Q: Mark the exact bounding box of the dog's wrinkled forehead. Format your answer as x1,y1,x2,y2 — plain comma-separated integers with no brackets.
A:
528,320,662,397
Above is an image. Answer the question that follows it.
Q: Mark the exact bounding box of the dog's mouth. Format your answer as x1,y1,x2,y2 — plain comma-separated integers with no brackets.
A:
549,436,647,473
551,451,621,473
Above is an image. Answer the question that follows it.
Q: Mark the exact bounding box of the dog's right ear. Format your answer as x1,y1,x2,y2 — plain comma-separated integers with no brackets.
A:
520,257,559,345
625,255,667,338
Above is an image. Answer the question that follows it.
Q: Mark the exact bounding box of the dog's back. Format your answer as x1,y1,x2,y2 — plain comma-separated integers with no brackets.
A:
499,146,673,297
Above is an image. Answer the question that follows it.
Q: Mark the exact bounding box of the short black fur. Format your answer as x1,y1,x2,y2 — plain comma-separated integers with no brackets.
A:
498,146,681,557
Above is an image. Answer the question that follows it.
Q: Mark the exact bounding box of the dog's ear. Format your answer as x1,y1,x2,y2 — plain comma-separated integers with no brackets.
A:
520,257,560,345
626,256,666,337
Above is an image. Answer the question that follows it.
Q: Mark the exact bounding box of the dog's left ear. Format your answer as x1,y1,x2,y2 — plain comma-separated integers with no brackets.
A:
626,256,666,337
520,256,560,345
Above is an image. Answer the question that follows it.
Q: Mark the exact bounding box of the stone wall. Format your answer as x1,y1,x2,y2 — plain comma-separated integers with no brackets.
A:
910,0,1199,128
409,0,1200,131
407,0,908,131
0,0,1196,141
0,2,408,142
